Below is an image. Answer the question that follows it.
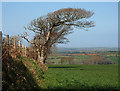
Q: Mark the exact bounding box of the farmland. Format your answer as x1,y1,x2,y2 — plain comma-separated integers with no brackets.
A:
41,64,118,89
46,49,118,64
1,2,119,90
40,49,119,89
2,46,119,90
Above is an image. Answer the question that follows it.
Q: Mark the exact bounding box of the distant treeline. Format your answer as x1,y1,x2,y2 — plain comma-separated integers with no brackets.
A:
56,47,118,52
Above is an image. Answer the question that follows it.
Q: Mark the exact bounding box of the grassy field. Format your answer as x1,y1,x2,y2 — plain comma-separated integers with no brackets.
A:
47,55,118,64
106,56,118,64
41,64,118,90
2,56,119,90
47,55,92,64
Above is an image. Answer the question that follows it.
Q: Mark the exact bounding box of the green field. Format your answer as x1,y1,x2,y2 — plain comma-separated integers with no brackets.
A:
47,55,92,64
3,56,119,90
106,56,118,64
41,64,118,89
47,54,118,64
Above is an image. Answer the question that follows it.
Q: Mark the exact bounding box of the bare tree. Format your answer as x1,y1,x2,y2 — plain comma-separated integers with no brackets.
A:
21,8,95,64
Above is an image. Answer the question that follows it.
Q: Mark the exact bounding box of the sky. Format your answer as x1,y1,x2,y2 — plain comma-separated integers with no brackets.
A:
2,2,118,48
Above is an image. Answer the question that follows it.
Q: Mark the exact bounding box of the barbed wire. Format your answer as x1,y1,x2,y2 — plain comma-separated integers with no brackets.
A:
2,33,8,38
2,33,21,37
2,33,7,36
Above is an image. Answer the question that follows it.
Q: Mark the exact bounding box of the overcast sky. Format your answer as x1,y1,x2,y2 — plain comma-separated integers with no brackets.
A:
2,2,118,48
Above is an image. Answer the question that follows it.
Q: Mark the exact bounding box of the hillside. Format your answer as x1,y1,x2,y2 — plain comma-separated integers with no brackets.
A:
2,56,47,90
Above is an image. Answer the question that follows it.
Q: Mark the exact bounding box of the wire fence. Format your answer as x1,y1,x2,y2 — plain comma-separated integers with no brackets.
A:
1,32,27,60
1,32,38,61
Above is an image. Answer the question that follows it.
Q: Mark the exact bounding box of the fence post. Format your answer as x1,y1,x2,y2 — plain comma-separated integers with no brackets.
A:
6,35,9,46
22,44,24,57
18,41,21,55
13,37,16,49
25,46,27,57
0,32,2,58
18,41,21,47
6,35,9,59
0,31,2,91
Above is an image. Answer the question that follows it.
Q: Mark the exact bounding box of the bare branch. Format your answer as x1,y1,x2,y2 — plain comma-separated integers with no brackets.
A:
22,8,95,63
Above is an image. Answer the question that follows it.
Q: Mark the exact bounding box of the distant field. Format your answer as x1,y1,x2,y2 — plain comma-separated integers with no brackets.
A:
47,55,92,63
47,55,118,64
41,64,118,89
106,56,118,64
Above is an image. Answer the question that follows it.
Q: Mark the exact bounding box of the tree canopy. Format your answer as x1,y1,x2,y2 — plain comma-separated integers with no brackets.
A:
21,8,95,63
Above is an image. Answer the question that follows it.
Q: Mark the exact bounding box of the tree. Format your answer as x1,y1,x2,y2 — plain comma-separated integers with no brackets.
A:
68,57,74,64
60,57,66,64
85,56,113,65
21,8,95,64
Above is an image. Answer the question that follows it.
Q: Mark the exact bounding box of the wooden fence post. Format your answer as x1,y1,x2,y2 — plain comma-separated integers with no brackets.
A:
25,46,27,57
6,35,9,58
0,31,2,91
18,41,21,47
13,37,16,49
6,35,9,46
18,41,21,54
22,44,24,57
0,32,2,59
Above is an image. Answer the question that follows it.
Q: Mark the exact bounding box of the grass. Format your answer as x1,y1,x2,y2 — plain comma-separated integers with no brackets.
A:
47,55,118,64
46,55,91,64
2,55,119,90
41,64,118,89
106,56,118,64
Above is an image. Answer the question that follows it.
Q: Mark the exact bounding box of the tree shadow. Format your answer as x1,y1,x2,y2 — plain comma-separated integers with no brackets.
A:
48,67,76,68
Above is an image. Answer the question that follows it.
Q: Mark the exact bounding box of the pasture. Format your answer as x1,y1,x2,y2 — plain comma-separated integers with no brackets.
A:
46,54,118,64
41,64,118,89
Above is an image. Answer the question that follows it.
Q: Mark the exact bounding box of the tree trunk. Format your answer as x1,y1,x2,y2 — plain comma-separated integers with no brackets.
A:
37,49,41,62
37,47,46,64
37,54,46,64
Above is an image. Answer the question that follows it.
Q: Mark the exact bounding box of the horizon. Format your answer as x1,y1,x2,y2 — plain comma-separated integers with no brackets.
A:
57,46,118,48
